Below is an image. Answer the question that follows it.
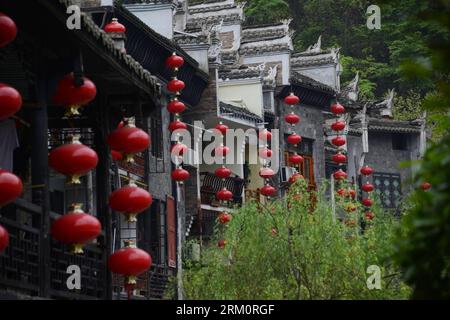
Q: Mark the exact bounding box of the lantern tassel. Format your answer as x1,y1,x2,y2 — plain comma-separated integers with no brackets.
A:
71,243,84,254
127,213,138,223
65,104,81,117
67,174,82,185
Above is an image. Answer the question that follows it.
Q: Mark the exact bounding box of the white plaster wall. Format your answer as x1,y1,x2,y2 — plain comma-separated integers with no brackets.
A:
220,23,241,51
182,47,209,72
295,64,338,90
125,4,174,39
218,80,263,117
242,53,290,85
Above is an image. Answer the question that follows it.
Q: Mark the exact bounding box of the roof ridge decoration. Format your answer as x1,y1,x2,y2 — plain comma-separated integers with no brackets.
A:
374,88,395,118
340,72,359,102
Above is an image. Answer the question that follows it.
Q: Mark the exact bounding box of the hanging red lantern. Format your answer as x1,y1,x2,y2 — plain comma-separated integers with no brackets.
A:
337,188,346,197
259,167,275,179
331,136,346,147
172,167,190,182
287,133,302,145
0,83,22,121
333,169,347,180
258,129,272,142
167,98,186,114
332,153,347,164
107,119,150,163
108,240,152,287
169,119,188,132
362,198,373,207
0,169,23,207
0,224,9,253
360,165,373,176
218,239,227,248
330,102,345,114
216,188,233,201
421,182,431,191
215,166,231,179
109,181,152,222
259,147,273,159
331,120,346,131
362,182,374,192
365,212,375,221
215,122,229,135
49,136,98,184
104,18,126,33
51,204,102,254
289,173,304,184
0,12,17,48
214,144,230,157
171,143,188,157
284,93,300,105
165,53,185,70
111,150,123,161
285,113,300,125
218,212,232,224
167,78,185,93
289,153,304,164
260,184,276,197
348,189,356,198
52,73,97,117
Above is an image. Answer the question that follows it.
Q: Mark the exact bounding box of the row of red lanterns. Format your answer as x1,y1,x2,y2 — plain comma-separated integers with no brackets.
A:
360,165,375,220
0,12,21,253
329,102,348,181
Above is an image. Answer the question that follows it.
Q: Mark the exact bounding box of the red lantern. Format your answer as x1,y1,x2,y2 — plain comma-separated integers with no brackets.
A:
421,182,431,191
337,188,346,197
0,169,23,207
330,103,345,114
289,173,304,184
289,153,304,164
171,143,188,157
108,240,152,286
104,18,126,33
111,150,123,161
215,166,231,179
218,239,227,248
348,189,356,198
166,53,184,70
169,119,188,132
285,113,300,124
49,136,98,184
52,73,97,117
215,144,230,157
331,120,346,131
218,212,232,224
167,98,186,114
360,165,373,176
258,129,272,142
362,198,373,207
332,153,347,164
287,133,302,145
0,83,22,121
109,181,152,222
215,122,229,135
331,136,346,147
345,220,356,227
284,93,300,105
107,119,150,163
0,224,9,253
362,182,374,192
0,12,17,48
216,188,233,202
51,204,102,254
167,78,185,93
172,167,190,182
365,212,375,221
333,169,347,180
259,167,275,179
260,184,276,197
259,148,273,159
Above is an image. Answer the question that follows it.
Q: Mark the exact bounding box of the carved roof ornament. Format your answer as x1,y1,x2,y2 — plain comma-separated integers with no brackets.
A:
375,88,395,118
341,72,359,102
263,65,278,88
305,35,322,53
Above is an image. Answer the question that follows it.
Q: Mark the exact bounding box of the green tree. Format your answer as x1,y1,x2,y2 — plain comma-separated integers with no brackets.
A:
183,180,409,299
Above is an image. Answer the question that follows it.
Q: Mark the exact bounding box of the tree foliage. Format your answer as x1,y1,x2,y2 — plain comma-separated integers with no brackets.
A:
183,180,409,299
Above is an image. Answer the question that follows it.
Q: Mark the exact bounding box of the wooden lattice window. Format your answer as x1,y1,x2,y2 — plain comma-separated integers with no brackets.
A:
372,172,402,208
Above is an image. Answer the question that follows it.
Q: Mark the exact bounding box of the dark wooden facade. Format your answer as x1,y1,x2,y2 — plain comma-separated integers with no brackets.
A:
0,0,207,299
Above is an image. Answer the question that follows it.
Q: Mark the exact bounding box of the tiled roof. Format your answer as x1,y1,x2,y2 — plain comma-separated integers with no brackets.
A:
290,71,337,94
218,66,261,80
291,49,339,67
241,24,289,44
350,117,421,133
219,101,263,124
239,36,292,55
173,33,209,45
